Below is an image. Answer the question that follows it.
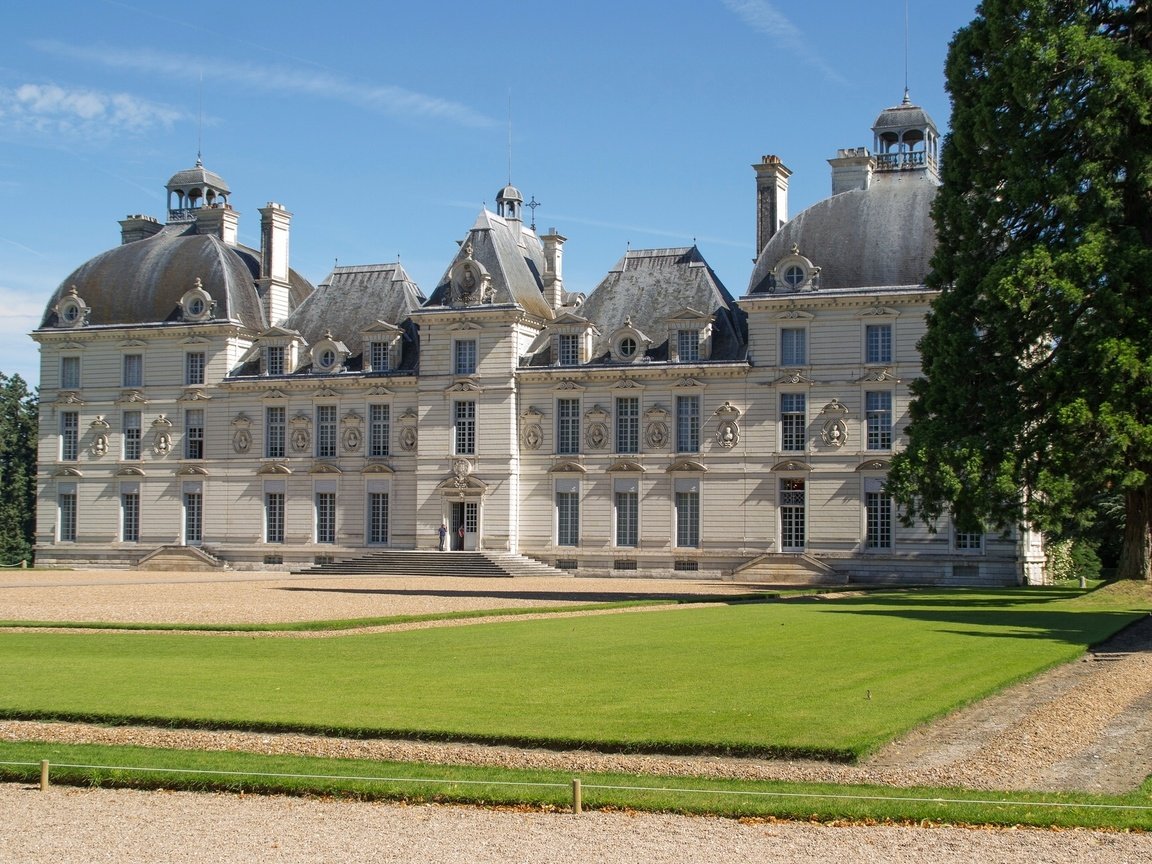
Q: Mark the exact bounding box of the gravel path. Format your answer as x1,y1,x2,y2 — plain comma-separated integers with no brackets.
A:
2,784,1150,864
2,569,1150,861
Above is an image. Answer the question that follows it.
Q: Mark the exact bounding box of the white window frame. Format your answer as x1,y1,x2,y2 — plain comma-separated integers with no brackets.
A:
555,478,580,547
184,409,204,459
60,411,79,461
264,480,286,544
315,405,337,458
454,338,478,376
122,410,142,460
674,477,700,548
264,346,286,376
368,404,390,457
864,478,893,550
677,330,700,363
120,483,140,543
615,396,640,454
779,476,806,552
865,323,893,365
556,398,581,455
780,327,807,366
780,392,806,452
454,400,476,455
185,351,206,386
614,478,639,548
122,353,143,388
60,355,80,389
675,395,700,453
555,333,580,367
865,390,893,451
265,406,286,459
58,483,77,542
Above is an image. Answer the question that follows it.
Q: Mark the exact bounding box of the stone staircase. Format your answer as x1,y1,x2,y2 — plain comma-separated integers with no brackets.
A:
730,553,846,586
292,550,569,579
137,545,226,571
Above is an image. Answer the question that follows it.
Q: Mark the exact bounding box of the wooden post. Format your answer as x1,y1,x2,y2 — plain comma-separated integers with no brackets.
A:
40,760,49,791
571,778,582,814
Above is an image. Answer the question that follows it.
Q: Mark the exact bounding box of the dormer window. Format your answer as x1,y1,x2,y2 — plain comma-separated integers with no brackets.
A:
180,279,215,322
773,247,818,292
610,319,649,363
310,331,347,374
317,349,337,370
55,288,90,328
370,341,390,372
618,337,637,358
556,333,580,366
782,265,806,289
677,330,700,362
265,346,285,376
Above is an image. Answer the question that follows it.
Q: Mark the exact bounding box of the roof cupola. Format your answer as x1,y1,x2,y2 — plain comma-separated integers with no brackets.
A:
166,156,232,223
496,184,522,222
871,91,940,182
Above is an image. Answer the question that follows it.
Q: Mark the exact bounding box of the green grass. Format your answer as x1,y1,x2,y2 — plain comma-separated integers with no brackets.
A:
0,585,1145,760
0,740,1148,830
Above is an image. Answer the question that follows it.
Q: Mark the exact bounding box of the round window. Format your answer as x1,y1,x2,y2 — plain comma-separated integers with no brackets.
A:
618,336,637,358
188,297,206,317
319,349,336,369
783,264,806,288
60,303,79,323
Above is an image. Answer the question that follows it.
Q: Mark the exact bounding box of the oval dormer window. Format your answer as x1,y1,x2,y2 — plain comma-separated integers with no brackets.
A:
60,302,80,323
187,296,206,317
318,348,337,370
783,264,806,289
618,337,637,358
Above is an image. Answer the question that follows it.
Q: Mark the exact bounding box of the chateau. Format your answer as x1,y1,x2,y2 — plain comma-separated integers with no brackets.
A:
33,97,1046,583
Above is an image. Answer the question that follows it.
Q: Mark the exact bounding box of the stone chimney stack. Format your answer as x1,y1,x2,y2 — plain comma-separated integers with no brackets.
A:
258,203,293,326
829,147,876,195
754,155,792,256
541,228,567,310
194,204,240,246
119,214,163,245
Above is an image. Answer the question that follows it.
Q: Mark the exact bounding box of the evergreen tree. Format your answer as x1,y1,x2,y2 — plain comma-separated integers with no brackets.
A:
0,373,37,564
887,1,1152,579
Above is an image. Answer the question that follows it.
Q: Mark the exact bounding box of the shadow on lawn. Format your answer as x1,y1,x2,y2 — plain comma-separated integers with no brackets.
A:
274,586,759,604
817,604,1150,648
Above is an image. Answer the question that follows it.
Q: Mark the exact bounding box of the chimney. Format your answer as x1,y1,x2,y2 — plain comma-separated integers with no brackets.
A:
541,228,567,310
119,214,162,245
829,147,875,195
754,155,792,256
194,204,240,245
258,203,293,326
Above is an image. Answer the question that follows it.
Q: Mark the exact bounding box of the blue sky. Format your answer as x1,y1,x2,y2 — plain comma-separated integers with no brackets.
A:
0,0,978,387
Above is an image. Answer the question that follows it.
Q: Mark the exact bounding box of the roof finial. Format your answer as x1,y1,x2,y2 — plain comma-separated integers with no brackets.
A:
507,91,513,185
903,0,911,104
196,68,204,167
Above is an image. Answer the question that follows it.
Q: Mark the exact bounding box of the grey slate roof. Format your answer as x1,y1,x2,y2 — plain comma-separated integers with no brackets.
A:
747,177,938,294
571,246,746,363
284,262,425,348
872,102,938,134
424,210,552,319
39,223,273,330
167,164,231,194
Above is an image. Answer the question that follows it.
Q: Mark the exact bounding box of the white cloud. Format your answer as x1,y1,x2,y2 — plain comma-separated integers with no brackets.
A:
0,83,183,140
722,0,847,84
32,40,495,129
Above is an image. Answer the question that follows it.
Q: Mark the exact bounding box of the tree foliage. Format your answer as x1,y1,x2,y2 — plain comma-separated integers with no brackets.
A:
0,373,37,564
887,1,1152,579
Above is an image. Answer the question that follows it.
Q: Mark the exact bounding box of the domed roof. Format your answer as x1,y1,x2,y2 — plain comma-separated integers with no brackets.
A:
496,183,522,202
872,101,937,134
167,160,231,194
40,224,266,329
748,179,938,294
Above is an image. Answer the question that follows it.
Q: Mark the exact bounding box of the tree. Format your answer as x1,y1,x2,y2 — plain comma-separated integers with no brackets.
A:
887,1,1152,580
0,373,37,565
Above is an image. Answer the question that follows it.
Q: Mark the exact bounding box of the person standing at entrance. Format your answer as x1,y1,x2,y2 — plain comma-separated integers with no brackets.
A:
438,522,448,552
457,523,465,550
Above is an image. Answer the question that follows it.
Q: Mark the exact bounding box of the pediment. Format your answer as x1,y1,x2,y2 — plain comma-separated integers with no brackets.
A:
666,459,707,473
362,319,403,335
179,388,212,402
257,462,292,475
262,388,289,400
584,405,610,422
612,377,644,390
554,379,585,392
444,379,482,393
54,392,84,406
311,462,343,474
856,459,892,472
259,325,301,339
53,467,83,477
366,385,395,397
858,305,900,318
856,368,900,383
549,459,587,474
118,339,148,348
313,386,341,399
549,311,592,327
362,462,394,475
449,321,483,331
607,459,645,473
58,341,85,351
116,390,149,405
177,465,209,476
672,377,704,389
116,466,146,476
775,370,814,385
666,306,710,322
775,309,814,321
772,460,811,472
180,335,211,345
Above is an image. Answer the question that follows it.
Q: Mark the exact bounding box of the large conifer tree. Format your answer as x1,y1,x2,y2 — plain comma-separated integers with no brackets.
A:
888,1,1152,579
0,373,37,564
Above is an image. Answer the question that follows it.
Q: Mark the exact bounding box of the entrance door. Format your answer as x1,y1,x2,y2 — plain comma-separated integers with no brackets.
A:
450,501,479,550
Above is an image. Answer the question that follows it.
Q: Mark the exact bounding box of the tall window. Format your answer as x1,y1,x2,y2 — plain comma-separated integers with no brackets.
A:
556,398,580,455
675,480,700,548
315,492,336,543
555,333,580,366
265,489,285,543
315,405,337,458
454,339,477,375
556,481,580,547
184,409,204,459
454,401,476,455
865,391,893,450
677,330,700,362
121,490,140,542
58,486,77,542
615,397,639,454
780,393,806,451
60,412,78,461
370,341,390,372
123,411,141,460
954,530,983,551
780,328,806,366
369,404,390,457
185,351,205,385
122,354,143,388
615,481,639,547
60,356,80,389
183,485,203,545
368,491,390,544
865,323,893,364
780,478,806,551
675,395,700,453
866,487,893,549
264,346,285,376
266,407,286,458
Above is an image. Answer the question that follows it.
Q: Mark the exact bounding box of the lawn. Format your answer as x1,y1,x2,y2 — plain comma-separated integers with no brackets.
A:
0,585,1146,760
